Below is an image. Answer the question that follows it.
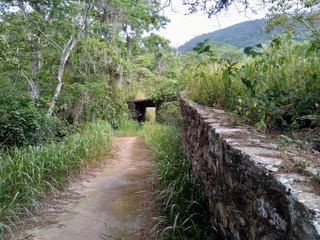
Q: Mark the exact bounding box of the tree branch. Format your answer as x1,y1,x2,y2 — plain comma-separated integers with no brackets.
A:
300,18,320,37
37,27,63,50
20,69,39,99
153,0,172,13
46,8,93,116
44,19,68,44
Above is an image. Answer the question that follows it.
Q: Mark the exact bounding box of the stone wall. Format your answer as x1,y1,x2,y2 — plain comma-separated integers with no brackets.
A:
180,95,320,240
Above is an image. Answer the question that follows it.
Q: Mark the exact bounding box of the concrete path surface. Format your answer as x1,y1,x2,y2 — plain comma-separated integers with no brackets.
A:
14,137,154,240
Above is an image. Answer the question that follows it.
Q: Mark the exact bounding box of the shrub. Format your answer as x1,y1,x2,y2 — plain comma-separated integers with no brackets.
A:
156,101,181,126
0,95,72,148
183,35,320,131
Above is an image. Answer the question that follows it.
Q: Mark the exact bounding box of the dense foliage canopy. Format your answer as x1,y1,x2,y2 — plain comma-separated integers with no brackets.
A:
0,0,182,147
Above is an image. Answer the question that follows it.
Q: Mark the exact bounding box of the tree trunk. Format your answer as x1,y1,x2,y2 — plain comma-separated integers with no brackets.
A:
71,90,89,125
125,33,132,93
21,71,39,99
115,71,123,88
47,23,87,116
18,1,40,100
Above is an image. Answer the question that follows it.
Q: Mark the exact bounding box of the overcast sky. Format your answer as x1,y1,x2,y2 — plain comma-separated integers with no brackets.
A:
157,0,267,47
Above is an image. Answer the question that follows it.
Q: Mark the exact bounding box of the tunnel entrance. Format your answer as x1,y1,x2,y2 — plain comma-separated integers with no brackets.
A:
128,96,178,122
127,98,157,122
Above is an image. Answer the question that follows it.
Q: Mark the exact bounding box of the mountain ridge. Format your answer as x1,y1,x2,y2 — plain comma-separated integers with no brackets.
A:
177,18,308,53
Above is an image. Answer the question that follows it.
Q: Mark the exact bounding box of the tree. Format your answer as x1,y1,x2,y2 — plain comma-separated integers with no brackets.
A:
142,33,172,74
266,0,320,38
179,0,254,17
179,0,320,32
45,1,92,116
0,0,170,126
0,0,97,115
99,0,168,91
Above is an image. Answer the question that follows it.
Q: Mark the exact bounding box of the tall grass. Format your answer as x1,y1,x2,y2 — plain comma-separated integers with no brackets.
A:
182,36,320,131
182,61,227,108
0,120,112,238
114,120,142,137
139,123,217,240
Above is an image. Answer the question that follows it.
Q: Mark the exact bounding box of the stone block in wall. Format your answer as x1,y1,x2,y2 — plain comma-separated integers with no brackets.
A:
179,95,320,240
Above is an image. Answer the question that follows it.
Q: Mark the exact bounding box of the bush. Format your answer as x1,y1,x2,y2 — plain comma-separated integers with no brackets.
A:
0,96,70,147
150,79,182,103
115,120,142,136
156,101,181,126
234,37,320,130
183,35,320,131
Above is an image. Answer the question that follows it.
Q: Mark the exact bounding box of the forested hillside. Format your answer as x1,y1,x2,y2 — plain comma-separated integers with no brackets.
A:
178,18,312,52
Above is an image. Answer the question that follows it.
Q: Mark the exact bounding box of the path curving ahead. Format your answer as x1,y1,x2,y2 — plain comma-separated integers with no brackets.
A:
15,137,154,240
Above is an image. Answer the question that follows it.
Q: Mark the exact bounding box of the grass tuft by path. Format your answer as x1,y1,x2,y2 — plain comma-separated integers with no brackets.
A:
0,120,112,239
117,120,217,240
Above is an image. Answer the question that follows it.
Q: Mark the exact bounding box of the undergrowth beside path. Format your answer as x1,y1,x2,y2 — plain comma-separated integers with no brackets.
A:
117,121,217,239
0,120,112,238
182,35,320,132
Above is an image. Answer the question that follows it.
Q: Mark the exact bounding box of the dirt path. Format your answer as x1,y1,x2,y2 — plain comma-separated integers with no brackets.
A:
14,137,154,240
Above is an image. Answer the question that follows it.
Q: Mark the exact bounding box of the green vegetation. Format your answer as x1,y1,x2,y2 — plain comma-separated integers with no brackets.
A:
138,123,216,240
0,1,183,237
156,102,181,126
113,117,216,239
0,95,70,147
0,0,177,148
180,0,320,131
115,120,142,137
183,34,320,131
0,120,112,237
1,0,320,238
